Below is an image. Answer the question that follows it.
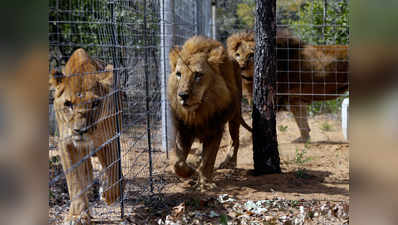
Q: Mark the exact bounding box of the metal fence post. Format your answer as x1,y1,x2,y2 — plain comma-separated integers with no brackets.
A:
143,0,154,194
211,0,216,39
160,0,175,158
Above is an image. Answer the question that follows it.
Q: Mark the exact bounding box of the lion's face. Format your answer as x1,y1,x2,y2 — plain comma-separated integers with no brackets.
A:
50,49,113,148
227,32,255,81
168,39,226,113
52,77,104,147
232,40,255,80
172,55,215,111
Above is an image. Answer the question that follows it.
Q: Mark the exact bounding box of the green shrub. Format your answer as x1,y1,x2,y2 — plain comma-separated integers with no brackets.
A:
289,0,350,45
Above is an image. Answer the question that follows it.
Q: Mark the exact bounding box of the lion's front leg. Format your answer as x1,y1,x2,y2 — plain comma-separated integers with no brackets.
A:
59,142,93,225
96,143,123,206
219,117,240,169
173,132,195,178
198,130,223,190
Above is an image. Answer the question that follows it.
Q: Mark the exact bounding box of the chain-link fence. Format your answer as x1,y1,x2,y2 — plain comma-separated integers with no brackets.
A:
49,0,211,224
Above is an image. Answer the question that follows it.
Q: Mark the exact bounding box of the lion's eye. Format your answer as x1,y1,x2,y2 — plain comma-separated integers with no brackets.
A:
248,53,254,60
236,53,240,58
176,71,181,79
64,100,73,108
92,99,100,108
194,72,202,82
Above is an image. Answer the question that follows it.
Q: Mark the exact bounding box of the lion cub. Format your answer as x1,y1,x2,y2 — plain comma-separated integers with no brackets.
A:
167,36,244,190
50,49,123,224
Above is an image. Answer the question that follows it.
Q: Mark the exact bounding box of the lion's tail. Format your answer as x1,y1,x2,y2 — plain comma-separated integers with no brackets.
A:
240,116,252,132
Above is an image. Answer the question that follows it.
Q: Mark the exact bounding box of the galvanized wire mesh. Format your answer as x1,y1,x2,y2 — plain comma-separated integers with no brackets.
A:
215,0,350,142
275,0,349,142
49,0,211,224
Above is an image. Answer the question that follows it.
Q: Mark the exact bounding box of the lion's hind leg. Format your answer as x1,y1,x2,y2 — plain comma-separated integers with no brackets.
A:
96,142,123,206
291,102,311,143
219,117,240,169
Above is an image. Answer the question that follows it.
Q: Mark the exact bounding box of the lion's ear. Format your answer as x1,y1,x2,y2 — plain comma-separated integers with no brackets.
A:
49,69,64,89
98,64,114,88
169,46,181,71
208,46,225,65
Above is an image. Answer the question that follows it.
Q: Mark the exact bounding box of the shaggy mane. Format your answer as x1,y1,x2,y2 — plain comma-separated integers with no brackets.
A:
226,29,304,54
179,36,224,59
168,36,239,128
226,32,254,56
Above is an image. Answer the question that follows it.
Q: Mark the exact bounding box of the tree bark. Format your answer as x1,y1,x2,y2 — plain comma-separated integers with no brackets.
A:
251,0,281,175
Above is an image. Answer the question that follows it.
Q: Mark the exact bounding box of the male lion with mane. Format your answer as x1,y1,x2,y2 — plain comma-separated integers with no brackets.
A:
50,48,123,225
168,36,250,189
227,29,349,143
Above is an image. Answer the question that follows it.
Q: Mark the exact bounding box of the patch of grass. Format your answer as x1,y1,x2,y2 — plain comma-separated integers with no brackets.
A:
290,200,300,208
279,125,288,132
321,122,333,132
220,214,228,225
295,148,311,165
294,146,312,178
49,156,59,164
307,96,346,115
49,190,55,199
295,169,309,178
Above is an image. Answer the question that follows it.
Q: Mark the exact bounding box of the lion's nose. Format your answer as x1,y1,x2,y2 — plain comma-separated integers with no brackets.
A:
178,92,189,101
248,53,254,60
73,128,86,135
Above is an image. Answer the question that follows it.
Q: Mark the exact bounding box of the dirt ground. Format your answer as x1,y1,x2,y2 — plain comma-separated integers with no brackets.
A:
166,111,349,202
49,111,349,224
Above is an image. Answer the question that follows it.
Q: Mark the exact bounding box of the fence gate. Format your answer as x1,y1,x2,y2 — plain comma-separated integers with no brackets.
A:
49,0,211,224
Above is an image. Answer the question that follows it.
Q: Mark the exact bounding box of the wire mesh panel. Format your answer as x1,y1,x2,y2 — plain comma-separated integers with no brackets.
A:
49,0,127,223
276,0,350,143
214,0,349,143
49,0,211,224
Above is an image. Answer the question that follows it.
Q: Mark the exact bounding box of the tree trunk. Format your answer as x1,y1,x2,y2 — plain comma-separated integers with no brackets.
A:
251,0,281,175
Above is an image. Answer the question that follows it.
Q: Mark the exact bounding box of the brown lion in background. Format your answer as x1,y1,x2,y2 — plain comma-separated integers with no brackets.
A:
227,29,349,143
50,49,123,225
167,36,250,189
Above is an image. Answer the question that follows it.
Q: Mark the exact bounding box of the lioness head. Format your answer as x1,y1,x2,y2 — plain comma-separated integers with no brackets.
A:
226,32,255,81
168,36,227,112
50,49,113,147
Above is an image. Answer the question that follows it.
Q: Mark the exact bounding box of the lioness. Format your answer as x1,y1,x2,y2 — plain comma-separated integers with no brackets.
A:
227,30,349,143
167,36,248,189
50,49,123,225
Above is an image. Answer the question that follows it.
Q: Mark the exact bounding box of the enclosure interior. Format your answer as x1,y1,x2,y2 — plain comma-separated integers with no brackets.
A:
49,0,349,223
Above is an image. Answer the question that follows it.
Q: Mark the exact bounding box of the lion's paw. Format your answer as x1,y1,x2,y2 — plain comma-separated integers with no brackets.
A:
292,136,310,143
174,162,195,178
64,213,92,225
